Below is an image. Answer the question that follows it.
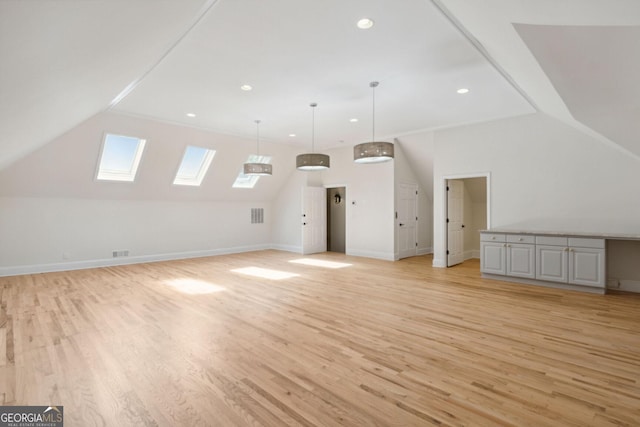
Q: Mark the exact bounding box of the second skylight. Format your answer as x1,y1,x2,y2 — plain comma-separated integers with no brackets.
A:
173,145,216,186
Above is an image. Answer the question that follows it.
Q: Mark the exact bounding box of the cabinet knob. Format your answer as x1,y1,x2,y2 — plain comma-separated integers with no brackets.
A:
491,237,496,240
569,248,574,252
564,247,569,252
518,238,523,241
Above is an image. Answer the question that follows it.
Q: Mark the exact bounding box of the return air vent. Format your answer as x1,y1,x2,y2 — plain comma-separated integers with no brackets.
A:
251,208,264,224
112,250,130,258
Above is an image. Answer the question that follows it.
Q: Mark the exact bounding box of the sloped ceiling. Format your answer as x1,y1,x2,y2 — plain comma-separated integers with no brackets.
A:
1,0,637,175
0,0,213,169
436,0,640,159
0,0,534,172
515,24,640,158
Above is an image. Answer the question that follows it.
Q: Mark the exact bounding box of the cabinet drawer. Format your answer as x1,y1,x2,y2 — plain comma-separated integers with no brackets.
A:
568,237,605,249
536,236,568,246
481,233,506,242
506,234,535,244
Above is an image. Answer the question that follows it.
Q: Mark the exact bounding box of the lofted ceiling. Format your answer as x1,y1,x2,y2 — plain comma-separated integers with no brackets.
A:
1,0,638,171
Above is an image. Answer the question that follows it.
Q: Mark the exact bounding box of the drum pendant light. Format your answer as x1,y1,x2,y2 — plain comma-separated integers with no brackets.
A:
244,120,272,175
354,81,394,163
296,103,330,170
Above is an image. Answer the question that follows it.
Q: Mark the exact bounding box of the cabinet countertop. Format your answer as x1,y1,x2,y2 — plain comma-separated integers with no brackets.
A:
480,229,640,241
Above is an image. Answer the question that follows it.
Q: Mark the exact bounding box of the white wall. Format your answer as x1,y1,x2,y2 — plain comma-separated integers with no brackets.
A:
271,170,313,253
432,112,640,267
0,112,297,202
0,197,270,276
306,145,396,260
0,112,298,275
271,144,408,261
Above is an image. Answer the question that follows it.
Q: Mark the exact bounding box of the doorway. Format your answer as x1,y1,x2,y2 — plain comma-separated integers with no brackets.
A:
446,176,488,267
326,187,346,253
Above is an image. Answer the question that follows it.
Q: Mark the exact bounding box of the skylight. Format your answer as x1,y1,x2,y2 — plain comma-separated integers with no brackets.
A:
173,145,216,186
96,133,146,182
232,155,272,189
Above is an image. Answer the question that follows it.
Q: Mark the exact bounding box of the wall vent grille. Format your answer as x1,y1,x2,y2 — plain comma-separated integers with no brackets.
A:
112,250,130,258
251,208,264,224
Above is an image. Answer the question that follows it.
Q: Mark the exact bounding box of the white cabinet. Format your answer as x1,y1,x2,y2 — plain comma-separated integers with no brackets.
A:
535,236,605,288
506,243,536,279
481,234,534,278
480,233,506,275
480,232,606,292
568,239,606,287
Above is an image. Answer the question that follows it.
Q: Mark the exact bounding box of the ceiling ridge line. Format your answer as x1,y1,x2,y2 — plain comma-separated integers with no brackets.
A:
429,0,540,112
106,0,222,110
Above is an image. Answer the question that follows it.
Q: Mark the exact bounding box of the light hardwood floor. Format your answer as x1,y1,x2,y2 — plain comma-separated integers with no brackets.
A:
1,251,639,426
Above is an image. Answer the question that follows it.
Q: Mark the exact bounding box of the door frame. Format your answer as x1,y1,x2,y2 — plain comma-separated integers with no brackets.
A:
441,172,491,268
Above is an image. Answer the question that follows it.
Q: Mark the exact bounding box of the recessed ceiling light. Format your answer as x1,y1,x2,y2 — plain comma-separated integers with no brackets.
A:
186,113,196,117
457,88,470,94
349,118,358,123
240,84,253,91
357,18,374,29
289,133,296,137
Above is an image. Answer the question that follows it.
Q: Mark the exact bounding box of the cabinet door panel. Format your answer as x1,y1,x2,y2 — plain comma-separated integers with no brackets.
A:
536,245,568,283
507,244,535,279
481,242,506,275
569,248,605,287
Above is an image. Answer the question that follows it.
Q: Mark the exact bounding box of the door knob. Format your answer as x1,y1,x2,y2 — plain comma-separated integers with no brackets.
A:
303,222,307,225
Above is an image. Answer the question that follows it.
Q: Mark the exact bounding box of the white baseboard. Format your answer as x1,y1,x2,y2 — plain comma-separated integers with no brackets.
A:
270,244,302,253
432,258,446,268
464,249,480,260
0,244,271,277
417,247,433,256
346,249,396,261
616,279,640,293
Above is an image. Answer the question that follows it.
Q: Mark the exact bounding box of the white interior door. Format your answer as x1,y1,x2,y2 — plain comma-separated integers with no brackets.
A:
397,183,418,259
447,180,464,266
302,186,327,255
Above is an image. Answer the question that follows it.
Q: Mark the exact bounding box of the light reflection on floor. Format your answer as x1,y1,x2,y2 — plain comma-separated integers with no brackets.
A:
231,266,299,280
289,258,352,269
163,278,226,295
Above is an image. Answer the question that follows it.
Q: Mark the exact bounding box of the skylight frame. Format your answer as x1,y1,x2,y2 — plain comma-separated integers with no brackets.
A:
232,155,272,189
96,133,147,182
173,145,216,187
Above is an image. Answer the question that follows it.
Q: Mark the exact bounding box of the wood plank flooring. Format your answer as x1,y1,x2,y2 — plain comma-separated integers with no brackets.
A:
1,250,639,426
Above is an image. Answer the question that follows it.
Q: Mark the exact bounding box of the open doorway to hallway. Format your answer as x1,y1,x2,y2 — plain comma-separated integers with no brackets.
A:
446,177,487,267
326,187,346,253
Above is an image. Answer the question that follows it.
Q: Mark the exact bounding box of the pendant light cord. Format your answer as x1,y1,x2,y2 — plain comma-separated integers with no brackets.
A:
370,81,379,142
310,102,317,153
255,120,260,156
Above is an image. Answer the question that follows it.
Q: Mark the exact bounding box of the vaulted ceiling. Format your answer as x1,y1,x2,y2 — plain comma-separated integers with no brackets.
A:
1,0,638,170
